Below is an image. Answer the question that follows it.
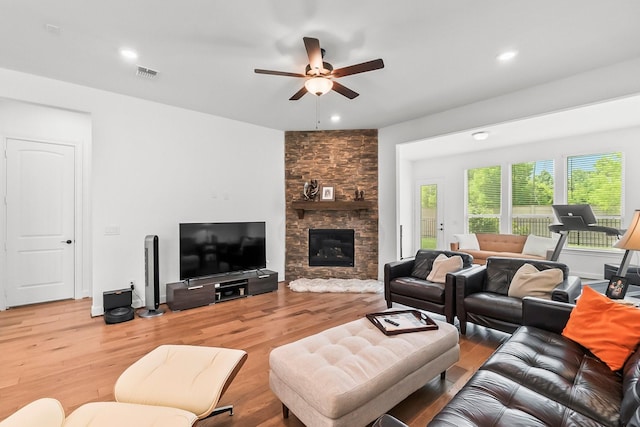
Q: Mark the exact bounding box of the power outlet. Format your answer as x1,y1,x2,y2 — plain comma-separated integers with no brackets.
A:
129,280,135,290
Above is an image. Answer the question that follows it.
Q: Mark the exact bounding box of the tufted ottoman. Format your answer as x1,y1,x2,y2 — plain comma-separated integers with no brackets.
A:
269,315,459,427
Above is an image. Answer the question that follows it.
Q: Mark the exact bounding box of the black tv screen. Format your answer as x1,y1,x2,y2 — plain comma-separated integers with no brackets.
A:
179,222,266,280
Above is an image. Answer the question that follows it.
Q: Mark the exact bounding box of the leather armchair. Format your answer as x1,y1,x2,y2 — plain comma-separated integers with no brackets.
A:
454,256,581,334
384,249,475,323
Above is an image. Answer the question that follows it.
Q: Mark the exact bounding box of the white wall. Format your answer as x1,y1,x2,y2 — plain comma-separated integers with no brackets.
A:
378,58,640,276
400,126,640,278
0,68,285,316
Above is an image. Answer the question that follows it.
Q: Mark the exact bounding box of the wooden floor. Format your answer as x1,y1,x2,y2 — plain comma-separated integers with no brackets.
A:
0,282,507,426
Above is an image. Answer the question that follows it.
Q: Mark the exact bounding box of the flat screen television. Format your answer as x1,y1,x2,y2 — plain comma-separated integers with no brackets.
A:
179,221,266,280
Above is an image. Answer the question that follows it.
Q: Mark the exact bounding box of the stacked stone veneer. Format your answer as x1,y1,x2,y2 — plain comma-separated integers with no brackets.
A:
285,129,378,280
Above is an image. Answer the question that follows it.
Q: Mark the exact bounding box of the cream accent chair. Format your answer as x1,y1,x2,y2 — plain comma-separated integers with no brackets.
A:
0,398,65,427
0,345,247,427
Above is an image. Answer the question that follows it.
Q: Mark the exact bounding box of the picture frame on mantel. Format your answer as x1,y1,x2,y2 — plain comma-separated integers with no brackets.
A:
320,186,335,201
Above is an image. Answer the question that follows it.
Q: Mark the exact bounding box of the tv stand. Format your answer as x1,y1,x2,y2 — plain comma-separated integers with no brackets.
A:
166,269,277,311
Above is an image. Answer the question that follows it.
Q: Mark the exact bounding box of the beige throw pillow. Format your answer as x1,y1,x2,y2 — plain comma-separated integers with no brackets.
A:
522,234,557,258
508,263,563,299
453,233,480,250
426,254,463,284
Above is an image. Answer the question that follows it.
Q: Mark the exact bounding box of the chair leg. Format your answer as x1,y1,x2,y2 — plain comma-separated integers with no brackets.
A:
282,403,290,419
207,405,234,418
386,299,392,309
460,321,467,335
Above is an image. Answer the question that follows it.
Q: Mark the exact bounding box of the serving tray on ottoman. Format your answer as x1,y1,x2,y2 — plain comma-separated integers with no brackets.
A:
269,312,459,427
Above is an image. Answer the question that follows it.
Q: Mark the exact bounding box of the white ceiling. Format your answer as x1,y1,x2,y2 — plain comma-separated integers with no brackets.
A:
1,1,640,132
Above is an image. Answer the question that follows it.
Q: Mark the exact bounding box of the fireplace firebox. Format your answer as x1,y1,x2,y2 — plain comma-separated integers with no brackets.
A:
309,229,355,267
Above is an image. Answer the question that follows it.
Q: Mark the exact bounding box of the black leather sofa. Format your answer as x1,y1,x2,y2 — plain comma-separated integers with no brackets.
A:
375,297,640,427
384,249,474,323
429,297,640,426
454,256,582,334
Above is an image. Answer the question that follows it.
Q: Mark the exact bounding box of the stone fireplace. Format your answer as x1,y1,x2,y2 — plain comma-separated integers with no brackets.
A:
285,129,378,280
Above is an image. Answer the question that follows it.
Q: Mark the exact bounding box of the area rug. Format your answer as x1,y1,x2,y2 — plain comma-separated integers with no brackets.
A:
288,278,383,294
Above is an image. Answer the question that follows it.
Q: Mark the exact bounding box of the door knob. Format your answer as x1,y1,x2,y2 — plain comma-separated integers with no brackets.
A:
61,239,73,244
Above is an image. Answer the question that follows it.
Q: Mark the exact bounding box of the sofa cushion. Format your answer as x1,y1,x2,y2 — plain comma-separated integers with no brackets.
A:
426,254,463,283
428,369,605,427
562,286,640,371
482,326,622,426
485,257,569,296
409,250,473,279
508,263,563,299
389,277,445,303
453,233,480,250
476,233,527,252
621,350,640,425
464,292,522,325
522,234,556,258
410,251,438,278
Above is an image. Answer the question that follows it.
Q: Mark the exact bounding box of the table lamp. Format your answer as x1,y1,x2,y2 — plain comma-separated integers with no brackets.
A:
614,209,640,276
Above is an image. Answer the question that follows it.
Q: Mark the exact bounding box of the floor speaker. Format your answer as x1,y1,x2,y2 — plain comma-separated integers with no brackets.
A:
139,235,164,318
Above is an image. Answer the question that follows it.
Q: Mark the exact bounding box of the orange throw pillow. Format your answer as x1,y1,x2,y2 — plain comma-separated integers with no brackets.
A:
562,286,640,370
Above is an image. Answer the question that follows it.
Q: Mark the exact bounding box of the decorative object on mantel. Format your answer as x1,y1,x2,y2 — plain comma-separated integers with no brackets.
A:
289,278,383,293
303,180,319,200
320,186,335,201
354,189,365,201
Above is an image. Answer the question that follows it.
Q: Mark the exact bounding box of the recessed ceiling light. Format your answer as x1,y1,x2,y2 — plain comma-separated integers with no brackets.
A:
330,115,341,123
497,50,518,62
472,131,489,141
120,48,138,60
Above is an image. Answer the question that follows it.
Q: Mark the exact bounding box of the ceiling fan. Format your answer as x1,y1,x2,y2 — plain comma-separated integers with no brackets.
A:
255,37,384,100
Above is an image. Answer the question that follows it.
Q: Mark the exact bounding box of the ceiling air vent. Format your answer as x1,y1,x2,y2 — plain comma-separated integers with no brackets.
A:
136,66,158,79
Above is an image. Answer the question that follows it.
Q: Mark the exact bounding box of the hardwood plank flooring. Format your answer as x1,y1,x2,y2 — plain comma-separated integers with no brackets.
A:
0,283,507,426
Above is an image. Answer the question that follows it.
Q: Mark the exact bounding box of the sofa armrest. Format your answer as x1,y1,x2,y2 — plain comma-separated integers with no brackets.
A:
522,297,574,334
450,242,460,251
384,258,415,282
384,258,415,303
551,275,582,303
454,265,486,297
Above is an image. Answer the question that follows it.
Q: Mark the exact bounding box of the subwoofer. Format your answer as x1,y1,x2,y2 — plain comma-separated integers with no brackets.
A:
138,235,164,318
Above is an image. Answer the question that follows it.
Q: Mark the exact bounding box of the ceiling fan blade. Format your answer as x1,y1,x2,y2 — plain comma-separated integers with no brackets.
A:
254,69,306,78
289,86,308,100
303,37,323,74
332,59,385,78
331,81,359,99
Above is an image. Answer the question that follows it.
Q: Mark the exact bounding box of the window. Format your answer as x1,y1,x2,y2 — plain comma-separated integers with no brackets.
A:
566,152,623,249
467,165,501,233
419,184,438,249
511,160,554,237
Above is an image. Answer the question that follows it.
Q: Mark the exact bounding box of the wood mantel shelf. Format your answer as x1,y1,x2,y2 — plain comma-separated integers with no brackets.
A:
291,200,375,219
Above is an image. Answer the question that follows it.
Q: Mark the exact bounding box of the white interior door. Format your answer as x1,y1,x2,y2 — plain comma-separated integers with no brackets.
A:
5,138,75,307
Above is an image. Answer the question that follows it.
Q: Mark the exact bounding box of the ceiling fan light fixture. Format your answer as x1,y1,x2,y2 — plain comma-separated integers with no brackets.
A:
305,77,333,96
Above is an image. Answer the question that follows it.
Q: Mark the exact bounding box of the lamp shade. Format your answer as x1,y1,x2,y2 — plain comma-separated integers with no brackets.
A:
305,77,333,96
615,210,640,250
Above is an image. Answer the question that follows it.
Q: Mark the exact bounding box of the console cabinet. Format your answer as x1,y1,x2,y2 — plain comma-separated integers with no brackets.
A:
166,270,277,311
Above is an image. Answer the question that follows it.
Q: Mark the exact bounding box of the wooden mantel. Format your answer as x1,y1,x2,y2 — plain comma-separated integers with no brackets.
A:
291,200,375,219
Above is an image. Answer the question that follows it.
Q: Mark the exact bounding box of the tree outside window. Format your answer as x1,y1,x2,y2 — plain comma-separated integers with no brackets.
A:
566,152,622,248
467,165,501,233
512,160,554,237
